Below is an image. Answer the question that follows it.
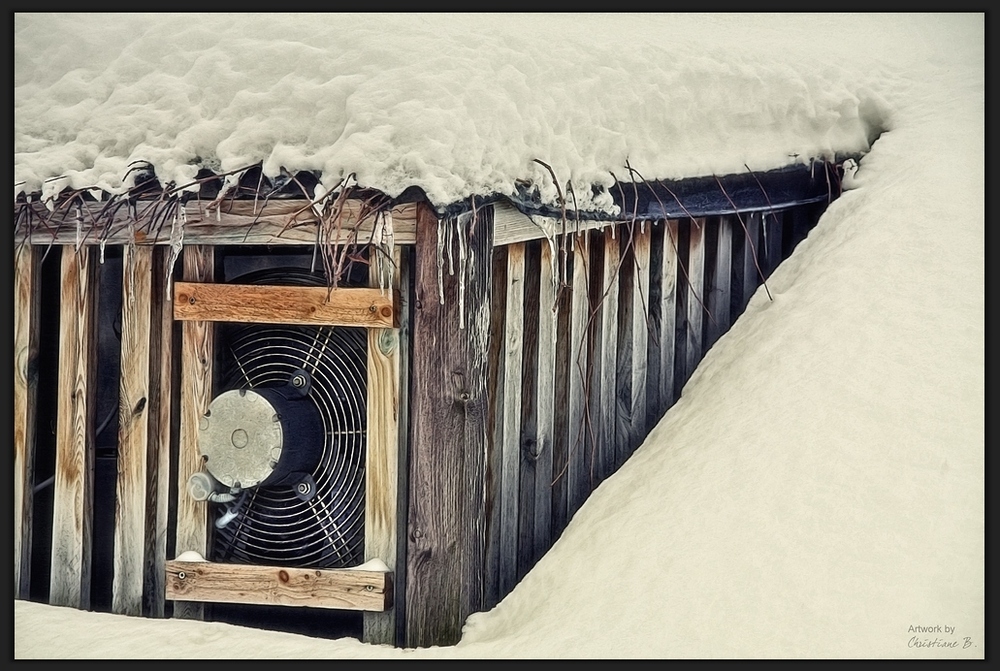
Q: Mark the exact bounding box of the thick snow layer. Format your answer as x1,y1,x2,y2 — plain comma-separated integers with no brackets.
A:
14,12,984,659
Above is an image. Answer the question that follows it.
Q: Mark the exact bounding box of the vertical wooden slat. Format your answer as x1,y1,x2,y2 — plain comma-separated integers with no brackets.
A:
14,245,41,600
173,245,215,621
763,210,784,278
550,246,572,536
742,211,763,311
596,228,620,484
499,242,525,596
660,220,680,416
706,216,732,349
517,242,540,581
407,205,493,648
365,232,401,646
485,245,507,610
533,240,557,562
146,247,173,618
50,246,98,610
392,245,412,646
567,230,591,517
628,225,650,454
684,218,707,382
113,245,153,616
614,233,634,470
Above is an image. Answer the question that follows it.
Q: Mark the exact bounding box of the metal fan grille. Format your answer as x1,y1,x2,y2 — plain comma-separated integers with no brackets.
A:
210,269,367,569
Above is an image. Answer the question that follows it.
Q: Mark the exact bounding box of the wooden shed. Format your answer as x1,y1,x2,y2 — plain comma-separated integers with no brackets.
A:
13,157,850,647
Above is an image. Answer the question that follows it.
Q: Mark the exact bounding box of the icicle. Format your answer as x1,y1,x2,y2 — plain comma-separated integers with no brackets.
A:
100,238,106,264
165,203,185,302
74,205,82,251
436,217,446,305
458,215,468,330
446,216,455,276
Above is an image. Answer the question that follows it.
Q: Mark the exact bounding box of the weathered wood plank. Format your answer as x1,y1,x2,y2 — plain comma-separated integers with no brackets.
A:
485,245,508,610
50,246,98,610
567,230,591,517
172,282,397,328
499,242,526,595
406,204,493,648
741,211,764,312
646,220,679,431
146,247,174,618
533,240,558,562
763,210,784,278
517,242,541,580
550,250,573,536
626,225,650,455
596,228,620,483
173,246,215,621
364,244,401,645
14,245,41,600
684,219,707,382
164,560,391,611
706,216,733,349
390,245,412,646
113,245,154,616
14,199,418,247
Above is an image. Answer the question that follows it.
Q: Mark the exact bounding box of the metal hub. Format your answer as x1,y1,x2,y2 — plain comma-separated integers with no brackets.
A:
199,389,283,489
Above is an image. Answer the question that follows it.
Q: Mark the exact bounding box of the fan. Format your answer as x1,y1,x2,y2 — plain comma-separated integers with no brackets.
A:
186,267,368,570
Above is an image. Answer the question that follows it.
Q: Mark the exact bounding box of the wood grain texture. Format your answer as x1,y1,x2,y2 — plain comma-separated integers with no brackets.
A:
684,219,707,384
499,242,526,596
741,211,763,312
364,245,401,645
165,560,391,611
533,241,558,562
596,229,620,484
566,230,591,517
406,204,493,648
706,217,733,349
173,282,398,328
763,210,784,279
626,226,650,457
173,246,215,621
14,199,417,247
146,247,174,618
50,246,97,610
14,245,41,600
113,245,154,616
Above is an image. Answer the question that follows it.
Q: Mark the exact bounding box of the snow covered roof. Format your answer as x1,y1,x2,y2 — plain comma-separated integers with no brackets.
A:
14,13,885,219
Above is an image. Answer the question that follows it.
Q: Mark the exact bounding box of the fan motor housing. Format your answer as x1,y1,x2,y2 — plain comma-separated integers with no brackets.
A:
198,384,325,490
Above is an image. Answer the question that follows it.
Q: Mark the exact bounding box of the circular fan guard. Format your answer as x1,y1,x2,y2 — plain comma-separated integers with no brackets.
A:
209,268,367,569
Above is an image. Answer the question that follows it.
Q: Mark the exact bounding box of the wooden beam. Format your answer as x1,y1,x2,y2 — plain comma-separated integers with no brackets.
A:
566,230,591,517
50,246,98,610
407,204,493,648
14,245,41,600
533,240,558,562
164,560,392,611
14,199,418,247
683,219,707,384
146,247,175,618
113,245,154,616
499,242,526,596
706,216,733,349
596,228,620,484
172,282,398,328
364,244,402,645
173,246,215,621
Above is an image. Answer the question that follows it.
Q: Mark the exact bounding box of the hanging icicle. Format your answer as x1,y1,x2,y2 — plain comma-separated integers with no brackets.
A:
165,200,186,302
436,217,446,305
74,204,82,252
458,214,469,330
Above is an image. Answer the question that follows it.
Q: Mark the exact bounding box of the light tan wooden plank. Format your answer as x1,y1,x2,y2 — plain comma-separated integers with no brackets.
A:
173,282,398,328
658,220,679,414
499,242,526,596
50,246,97,610
706,217,733,348
14,200,417,247
112,245,153,616
14,245,41,599
173,246,215,621
165,560,391,611
364,243,401,645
